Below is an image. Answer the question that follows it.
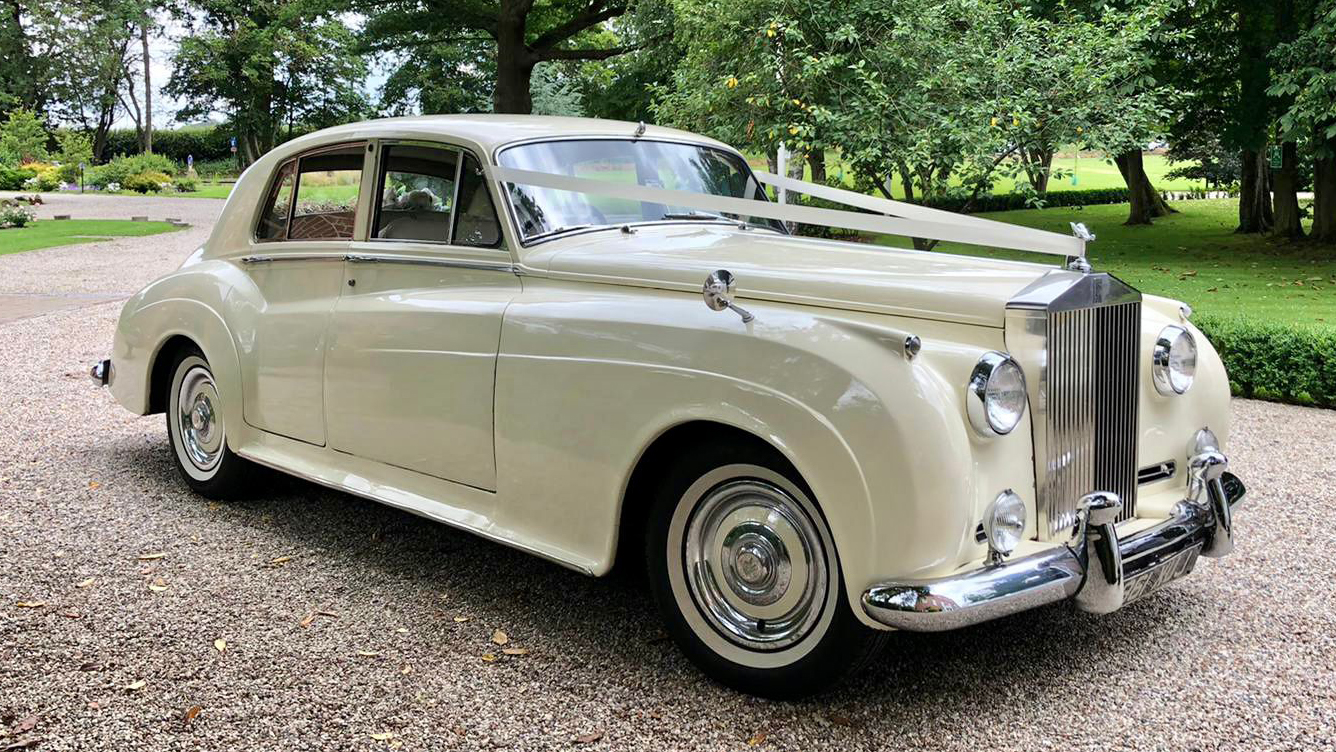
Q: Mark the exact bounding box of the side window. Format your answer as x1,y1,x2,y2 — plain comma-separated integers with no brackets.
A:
256,160,295,241
452,153,502,248
373,144,459,242
288,145,364,241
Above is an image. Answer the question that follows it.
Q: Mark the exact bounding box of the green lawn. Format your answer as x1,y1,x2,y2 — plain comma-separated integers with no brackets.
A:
872,199,1335,330
750,152,1206,195
0,219,183,255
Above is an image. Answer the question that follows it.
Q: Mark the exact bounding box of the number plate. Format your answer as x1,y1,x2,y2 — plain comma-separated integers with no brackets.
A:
1124,544,1202,603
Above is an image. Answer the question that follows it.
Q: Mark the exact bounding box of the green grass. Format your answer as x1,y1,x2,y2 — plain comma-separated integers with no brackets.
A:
750,152,1206,195
872,199,1336,330
0,219,183,255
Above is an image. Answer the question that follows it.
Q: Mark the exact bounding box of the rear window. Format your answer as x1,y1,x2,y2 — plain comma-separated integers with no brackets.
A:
256,144,364,242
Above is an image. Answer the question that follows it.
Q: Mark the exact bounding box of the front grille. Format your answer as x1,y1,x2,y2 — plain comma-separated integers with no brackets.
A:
1040,301,1141,537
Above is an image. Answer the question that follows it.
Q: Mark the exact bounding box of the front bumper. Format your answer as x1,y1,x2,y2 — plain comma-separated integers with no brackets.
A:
862,456,1245,632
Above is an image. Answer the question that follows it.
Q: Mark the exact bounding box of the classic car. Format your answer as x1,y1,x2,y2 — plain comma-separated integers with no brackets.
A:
91,115,1245,697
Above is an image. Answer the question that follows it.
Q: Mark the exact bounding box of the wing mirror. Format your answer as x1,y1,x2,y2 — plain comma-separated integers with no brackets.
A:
703,270,754,323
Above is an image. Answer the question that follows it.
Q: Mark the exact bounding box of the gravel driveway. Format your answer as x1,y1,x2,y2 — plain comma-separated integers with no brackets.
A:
1,196,1332,751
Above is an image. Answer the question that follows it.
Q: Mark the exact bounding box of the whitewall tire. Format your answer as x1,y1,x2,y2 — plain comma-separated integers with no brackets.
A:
646,443,886,697
165,349,253,498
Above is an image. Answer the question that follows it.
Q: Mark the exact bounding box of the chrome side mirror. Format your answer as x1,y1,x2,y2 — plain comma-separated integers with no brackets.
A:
703,270,754,323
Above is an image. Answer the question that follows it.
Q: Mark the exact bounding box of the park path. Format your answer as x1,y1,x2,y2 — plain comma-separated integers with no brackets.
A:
0,193,224,323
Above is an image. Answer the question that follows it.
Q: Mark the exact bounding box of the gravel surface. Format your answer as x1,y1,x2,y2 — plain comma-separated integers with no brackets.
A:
1,196,1333,751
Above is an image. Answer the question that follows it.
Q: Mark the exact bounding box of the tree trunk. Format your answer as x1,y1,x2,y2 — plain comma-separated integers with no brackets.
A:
1024,147,1054,193
1237,148,1274,234
141,23,152,153
1272,141,1304,239
493,2,535,114
897,163,914,201
1115,150,1174,225
1312,146,1336,243
808,150,826,185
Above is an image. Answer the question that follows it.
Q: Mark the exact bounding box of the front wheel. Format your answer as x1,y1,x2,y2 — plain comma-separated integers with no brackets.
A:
165,349,253,499
645,444,886,698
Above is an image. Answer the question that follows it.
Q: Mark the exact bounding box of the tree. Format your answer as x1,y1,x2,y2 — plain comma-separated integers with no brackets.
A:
45,1,145,161
655,0,1174,235
1271,0,1336,242
357,0,653,114
165,0,370,165
0,107,48,163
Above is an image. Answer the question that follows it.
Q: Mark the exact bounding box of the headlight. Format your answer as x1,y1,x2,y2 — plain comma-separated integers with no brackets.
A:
967,352,1027,436
1153,325,1197,395
983,490,1026,557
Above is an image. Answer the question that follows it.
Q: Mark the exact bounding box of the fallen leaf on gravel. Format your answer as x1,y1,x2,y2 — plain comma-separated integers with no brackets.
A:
61,610,80,619
88,481,100,490
76,578,95,588
299,612,316,628
148,579,168,592
491,630,509,645
746,730,768,746
269,555,293,566
14,715,38,733
15,601,45,609
356,651,380,657
213,639,226,653
574,731,603,744
369,732,396,741
183,706,201,728
136,553,166,561
501,647,528,656
401,665,412,675
394,628,408,634
453,616,469,623
316,610,338,618
87,701,100,710
480,653,497,662
124,680,146,691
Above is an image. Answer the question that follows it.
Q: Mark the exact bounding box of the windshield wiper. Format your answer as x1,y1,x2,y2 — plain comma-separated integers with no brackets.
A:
527,224,594,241
661,211,728,221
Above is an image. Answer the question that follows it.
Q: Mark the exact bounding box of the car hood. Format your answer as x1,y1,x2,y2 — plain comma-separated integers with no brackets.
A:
525,224,1056,328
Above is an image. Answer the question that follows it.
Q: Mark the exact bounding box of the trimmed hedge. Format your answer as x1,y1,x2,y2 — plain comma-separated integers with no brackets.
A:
103,127,236,163
1195,314,1336,408
911,187,1133,213
0,165,37,190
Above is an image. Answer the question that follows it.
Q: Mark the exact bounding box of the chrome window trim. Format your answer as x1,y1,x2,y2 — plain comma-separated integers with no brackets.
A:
367,139,466,246
239,252,348,265
343,252,516,274
491,136,783,249
252,141,369,244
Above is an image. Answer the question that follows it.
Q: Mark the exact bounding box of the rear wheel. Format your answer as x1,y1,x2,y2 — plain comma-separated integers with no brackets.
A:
165,349,253,499
645,443,886,698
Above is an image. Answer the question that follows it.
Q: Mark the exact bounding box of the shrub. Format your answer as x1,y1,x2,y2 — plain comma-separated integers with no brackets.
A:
123,170,172,193
54,130,94,184
0,108,50,164
0,165,37,190
23,163,60,192
0,204,35,228
172,175,200,192
191,157,240,179
88,153,179,189
1194,314,1336,408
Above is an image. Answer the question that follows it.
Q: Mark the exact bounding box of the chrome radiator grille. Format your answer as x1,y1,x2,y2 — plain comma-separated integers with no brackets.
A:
1042,302,1141,537
1004,271,1143,541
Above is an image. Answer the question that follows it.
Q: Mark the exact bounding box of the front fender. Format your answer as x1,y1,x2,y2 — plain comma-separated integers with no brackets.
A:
492,281,1031,627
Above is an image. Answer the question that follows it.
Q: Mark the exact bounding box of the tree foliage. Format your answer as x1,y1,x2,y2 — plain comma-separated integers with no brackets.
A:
0,107,48,163
165,0,369,165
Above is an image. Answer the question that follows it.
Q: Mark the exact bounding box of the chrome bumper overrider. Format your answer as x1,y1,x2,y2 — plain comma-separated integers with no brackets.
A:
861,453,1246,632
90,359,110,386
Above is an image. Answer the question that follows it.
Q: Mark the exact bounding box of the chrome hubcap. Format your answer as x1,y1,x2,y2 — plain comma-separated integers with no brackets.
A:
684,479,827,651
177,366,223,472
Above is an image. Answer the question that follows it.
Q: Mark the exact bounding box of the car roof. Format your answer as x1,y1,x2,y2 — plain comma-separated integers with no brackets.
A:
273,114,738,162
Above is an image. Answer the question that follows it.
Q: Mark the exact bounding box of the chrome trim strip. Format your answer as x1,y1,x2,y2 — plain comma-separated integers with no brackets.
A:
239,253,347,264
1137,460,1177,485
343,253,516,273
861,471,1245,632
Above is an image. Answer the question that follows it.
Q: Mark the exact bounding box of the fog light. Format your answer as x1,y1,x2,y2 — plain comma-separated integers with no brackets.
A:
983,490,1026,562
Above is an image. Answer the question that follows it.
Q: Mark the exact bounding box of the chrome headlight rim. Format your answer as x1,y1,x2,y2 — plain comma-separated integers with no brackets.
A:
967,351,1027,437
1153,325,1197,396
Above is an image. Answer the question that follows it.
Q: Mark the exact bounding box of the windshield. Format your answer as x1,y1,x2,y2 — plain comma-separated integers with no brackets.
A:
497,139,784,241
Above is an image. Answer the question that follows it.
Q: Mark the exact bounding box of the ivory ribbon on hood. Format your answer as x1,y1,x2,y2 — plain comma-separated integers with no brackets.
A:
492,165,1086,259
